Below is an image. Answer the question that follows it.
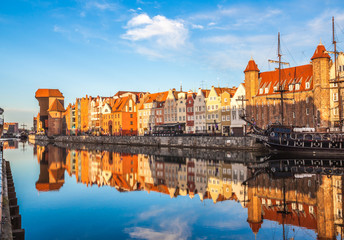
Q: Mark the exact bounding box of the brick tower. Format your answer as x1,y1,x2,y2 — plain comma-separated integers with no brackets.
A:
244,57,260,120
311,41,331,130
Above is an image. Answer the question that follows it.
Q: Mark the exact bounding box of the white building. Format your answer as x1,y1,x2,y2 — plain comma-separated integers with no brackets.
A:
230,83,246,136
194,88,208,133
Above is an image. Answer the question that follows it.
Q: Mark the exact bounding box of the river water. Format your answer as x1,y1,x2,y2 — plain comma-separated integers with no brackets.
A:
3,140,342,239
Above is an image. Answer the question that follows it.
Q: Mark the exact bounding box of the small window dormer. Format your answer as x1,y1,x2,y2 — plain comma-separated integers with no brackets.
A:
259,88,263,94
273,86,278,92
305,82,310,89
295,83,300,90
265,87,268,93
289,85,293,91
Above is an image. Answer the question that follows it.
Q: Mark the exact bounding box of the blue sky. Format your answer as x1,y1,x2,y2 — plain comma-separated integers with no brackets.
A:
1,0,344,128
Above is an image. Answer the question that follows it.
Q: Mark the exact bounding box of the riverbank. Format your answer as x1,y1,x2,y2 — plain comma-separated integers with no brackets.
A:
30,134,264,150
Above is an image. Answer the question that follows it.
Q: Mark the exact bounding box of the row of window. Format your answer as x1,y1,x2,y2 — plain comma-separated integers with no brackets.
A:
259,82,310,95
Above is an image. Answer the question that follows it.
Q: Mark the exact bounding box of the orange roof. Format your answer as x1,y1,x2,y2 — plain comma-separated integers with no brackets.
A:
201,89,210,98
257,64,313,96
311,42,331,60
248,222,262,234
35,182,64,192
214,87,236,97
244,58,260,72
48,99,65,112
35,89,64,98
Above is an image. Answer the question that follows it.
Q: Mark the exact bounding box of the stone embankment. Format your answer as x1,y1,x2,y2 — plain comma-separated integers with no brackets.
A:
32,135,263,150
1,151,25,240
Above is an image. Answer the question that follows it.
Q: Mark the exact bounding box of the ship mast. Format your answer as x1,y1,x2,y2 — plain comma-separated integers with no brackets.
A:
333,17,342,131
327,17,343,131
268,33,291,125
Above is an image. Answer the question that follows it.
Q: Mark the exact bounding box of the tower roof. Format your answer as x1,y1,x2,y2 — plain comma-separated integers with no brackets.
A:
311,42,331,60
248,221,263,234
48,99,65,112
244,58,260,73
35,89,64,98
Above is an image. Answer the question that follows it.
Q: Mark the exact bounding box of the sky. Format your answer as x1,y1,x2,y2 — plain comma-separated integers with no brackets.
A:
1,0,344,128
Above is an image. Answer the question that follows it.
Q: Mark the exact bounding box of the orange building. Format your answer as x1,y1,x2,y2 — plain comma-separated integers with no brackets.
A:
102,95,138,135
35,89,66,136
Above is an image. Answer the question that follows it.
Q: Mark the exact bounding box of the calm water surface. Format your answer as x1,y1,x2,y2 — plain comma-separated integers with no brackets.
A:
3,140,341,240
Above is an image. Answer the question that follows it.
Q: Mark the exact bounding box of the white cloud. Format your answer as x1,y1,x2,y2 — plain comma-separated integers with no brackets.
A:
85,1,117,11
122,13,188,49
127,13,153,27
126,218,191,240
53,25,67,33
191,24,204,29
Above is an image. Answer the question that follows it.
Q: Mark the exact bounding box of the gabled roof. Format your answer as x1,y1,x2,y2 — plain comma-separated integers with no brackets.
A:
214,87,237,97
35,89,64,98
48,99,65,112
256,64,313,96
201,89,210,98
244,58,260,72
311,42,331,60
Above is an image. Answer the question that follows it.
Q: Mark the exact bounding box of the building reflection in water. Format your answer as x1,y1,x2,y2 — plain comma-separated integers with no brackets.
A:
34,144,344,240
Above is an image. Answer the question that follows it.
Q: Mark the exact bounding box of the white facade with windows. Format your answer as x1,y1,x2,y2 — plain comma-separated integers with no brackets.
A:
230,83,246,136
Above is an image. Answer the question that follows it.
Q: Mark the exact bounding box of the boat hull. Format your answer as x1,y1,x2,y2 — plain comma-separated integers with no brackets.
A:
264,140,344,157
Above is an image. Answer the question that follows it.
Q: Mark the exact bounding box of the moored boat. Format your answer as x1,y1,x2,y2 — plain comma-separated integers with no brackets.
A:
244,17,344,156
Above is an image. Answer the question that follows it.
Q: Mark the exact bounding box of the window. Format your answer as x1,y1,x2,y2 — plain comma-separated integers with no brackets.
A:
298,204,304,211
265,87,268,93
222,116,226,121
334,93,338,102
274,86,278,92
222,106,225,112
305,82,310,89
224,98,227,102
289,85,293,91
306,108,309,115
227,106,230,111
259,88,263,94
227,115,230,121
293,112,295,118
295,83,300,90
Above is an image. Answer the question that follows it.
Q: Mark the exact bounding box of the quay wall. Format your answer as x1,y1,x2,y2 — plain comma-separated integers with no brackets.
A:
32,135,263,150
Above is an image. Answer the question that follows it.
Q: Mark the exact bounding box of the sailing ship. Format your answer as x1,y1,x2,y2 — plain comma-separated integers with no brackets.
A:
243,17,344,155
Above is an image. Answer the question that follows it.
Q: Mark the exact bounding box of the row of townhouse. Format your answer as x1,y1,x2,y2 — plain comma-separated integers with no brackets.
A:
137,85,247,136
61,84,247,136
64,91,145,136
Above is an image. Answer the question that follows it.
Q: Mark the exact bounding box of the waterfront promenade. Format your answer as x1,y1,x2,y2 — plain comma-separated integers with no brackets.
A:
30,134,264,151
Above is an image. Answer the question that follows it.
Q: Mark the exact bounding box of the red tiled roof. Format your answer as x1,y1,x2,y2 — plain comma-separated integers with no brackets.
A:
201,90,210,98
256,64,313,96
244,59,260,73
311,43,331,60
35,182,64,191
48,99,65,112
214,87,237,97
248,222,262,234
35,89,64,98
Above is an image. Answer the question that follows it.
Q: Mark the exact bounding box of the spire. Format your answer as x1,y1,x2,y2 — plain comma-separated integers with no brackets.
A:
319,38,323,45
244,58,260,73
311,42,331,60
